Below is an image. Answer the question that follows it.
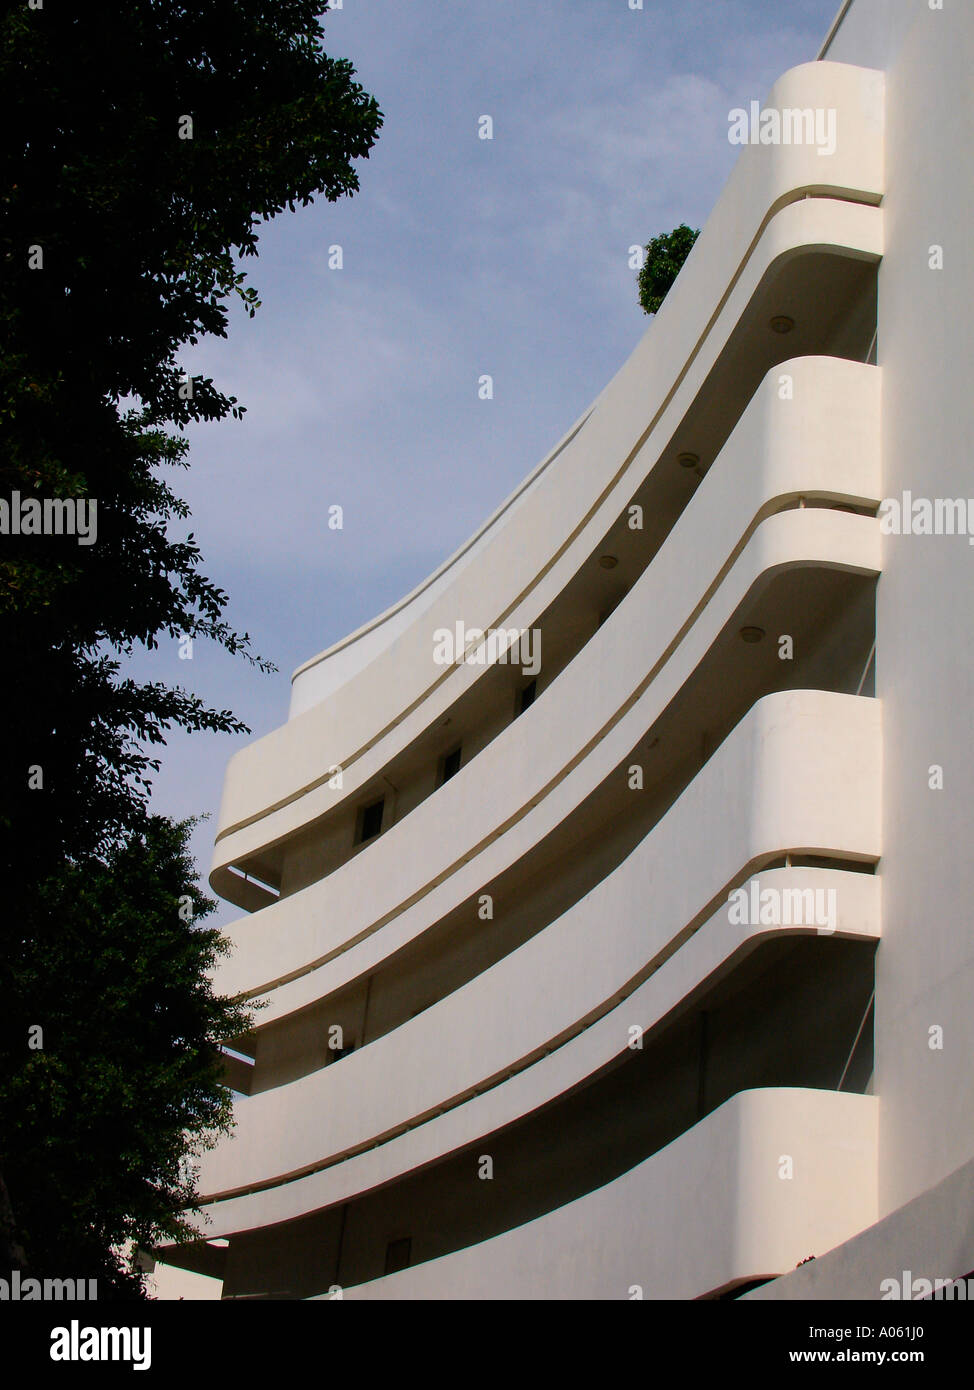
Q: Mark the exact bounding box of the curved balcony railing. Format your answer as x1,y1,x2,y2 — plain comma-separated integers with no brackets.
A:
196,688,881,1212
330,1088,878,1301
190,859,878,1240
213,356,880,1010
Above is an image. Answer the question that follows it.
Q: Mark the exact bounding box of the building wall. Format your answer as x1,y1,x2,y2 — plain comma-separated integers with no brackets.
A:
333,1091,879,1302
820,0,916,71
829,0,974,1218
154,47,928,1298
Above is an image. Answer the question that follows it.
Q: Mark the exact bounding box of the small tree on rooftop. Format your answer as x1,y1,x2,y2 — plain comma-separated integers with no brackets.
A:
637,223,701,315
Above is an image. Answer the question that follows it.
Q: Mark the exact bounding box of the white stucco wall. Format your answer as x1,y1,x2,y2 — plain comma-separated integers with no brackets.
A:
825,0,974,1219
334,1089,877,1301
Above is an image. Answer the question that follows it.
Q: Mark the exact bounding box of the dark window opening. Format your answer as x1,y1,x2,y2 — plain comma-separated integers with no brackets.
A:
357,797,385,844
439,745,462,786
516,679,537,716
384,1237,411,1275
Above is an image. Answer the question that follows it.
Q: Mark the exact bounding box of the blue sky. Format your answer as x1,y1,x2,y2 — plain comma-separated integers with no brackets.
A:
135,0,841,923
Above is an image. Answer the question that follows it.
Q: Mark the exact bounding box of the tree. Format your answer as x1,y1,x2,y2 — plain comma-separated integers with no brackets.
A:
4,817,252,1296
637,223,700,315
0,0,382,1290
0,1,383,870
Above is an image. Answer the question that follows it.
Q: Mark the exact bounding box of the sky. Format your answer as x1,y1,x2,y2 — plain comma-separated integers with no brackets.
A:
132,0,842,925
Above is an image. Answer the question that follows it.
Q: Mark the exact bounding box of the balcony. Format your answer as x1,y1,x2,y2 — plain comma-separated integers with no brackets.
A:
322,1088,878,1301
191,688,880,1238
213,356,880,1013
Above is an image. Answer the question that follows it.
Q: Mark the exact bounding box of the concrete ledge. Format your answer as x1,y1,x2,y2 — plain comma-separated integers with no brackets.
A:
744,1152,974,1300
327,1088,877,1301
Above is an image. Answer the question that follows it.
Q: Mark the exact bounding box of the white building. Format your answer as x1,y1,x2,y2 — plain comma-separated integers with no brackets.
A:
158,0,974,1300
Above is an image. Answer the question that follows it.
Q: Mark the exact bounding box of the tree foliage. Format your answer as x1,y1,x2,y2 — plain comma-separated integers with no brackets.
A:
0,2,383,870
637,223,700,315
0,0,382,1293
4,818,252,1296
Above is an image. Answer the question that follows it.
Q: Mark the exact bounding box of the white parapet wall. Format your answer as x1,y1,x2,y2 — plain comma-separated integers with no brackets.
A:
329,1089,878,1301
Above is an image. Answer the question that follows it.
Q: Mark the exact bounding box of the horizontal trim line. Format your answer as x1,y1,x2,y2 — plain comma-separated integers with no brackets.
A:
818,0,856,60
237,499,881,1003
201,857,878,1205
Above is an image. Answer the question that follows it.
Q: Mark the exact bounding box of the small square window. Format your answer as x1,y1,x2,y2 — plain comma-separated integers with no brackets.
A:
384,1237,412,1275
357,797,384,844
516,679,537,716
439,745,462,785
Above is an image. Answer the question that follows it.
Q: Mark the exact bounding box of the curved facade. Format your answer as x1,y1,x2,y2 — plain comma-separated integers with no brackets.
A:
156,2,974,1300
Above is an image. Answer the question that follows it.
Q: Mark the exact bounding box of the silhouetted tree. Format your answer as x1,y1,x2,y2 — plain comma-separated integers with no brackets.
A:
0,0,382,1291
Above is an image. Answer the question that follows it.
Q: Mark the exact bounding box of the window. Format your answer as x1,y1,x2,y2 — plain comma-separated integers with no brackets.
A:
439,744,462,786
598,595,623,628
384,1237,412,1275
516,679,537,716
356,796,384,844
